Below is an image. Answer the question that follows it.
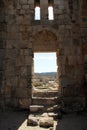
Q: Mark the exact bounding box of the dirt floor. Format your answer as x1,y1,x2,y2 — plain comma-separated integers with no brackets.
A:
0,110,87,130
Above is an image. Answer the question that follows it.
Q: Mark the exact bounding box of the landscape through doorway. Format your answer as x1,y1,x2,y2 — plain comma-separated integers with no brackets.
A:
32,52,59,97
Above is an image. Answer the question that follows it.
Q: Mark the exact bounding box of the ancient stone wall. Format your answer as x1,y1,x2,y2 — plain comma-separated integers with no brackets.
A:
0,0,87,110
0,0,8,108
80,0,87,106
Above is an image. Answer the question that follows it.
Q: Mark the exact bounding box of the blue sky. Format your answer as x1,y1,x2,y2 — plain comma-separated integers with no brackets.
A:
34,53,57,73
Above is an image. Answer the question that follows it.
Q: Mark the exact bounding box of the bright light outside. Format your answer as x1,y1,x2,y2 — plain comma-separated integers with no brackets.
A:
35,7,40,20
48,6,54,20
34,53,57,73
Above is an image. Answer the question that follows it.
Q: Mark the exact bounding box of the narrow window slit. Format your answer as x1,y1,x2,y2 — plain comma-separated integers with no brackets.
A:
48,6,54,20
34,0,40,20
48,0,54,20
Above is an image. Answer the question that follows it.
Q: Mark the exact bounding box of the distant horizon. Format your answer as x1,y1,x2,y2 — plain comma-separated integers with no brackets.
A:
34,71,57,73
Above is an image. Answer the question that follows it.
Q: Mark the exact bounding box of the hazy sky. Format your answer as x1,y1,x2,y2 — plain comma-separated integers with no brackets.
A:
34,53,57,73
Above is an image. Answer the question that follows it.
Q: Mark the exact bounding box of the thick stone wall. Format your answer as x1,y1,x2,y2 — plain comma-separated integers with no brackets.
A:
0,1,8,108
0,0,87,110
80,0,87,106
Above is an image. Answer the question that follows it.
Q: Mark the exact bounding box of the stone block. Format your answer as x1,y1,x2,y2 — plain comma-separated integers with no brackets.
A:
39,117,54,128
20,9,25,15
8,31,16,41
0,40,6,49
32,97,56,106
27,115,38,126
13,98,31,108
30,105,44,112
17,4,21,10
16,55,25,66
0,32,6,39
0,15,5,23
15,88,30,98
24,49,32,56
77,56,83,65
5,66,15,76
28,0,34,4
68,56,75,65
6,77,18,87
6,40,17,49
19,41,28,49
4,86,11,98
5,98,11,105
22,5,29,9
85,74,87,82
24,15,31,22
25,56,32,65
19,98,31,108
19,78,27,88
16,16,23,24
60,76,75,88
27,65,32,76
84,54,87,61
20,66,27,77
0,23,6,31
21,31,30,40
58,56,65,65
11,98,18,107
19,0,27,5
0,49,5,70
0,71,3,85
20,49,24,55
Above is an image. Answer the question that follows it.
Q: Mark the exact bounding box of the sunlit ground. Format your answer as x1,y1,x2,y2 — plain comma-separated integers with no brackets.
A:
0,111,87,130
18,120,57,130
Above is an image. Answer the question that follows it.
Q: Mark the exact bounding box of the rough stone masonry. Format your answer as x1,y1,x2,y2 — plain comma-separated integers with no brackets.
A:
0,0,87,112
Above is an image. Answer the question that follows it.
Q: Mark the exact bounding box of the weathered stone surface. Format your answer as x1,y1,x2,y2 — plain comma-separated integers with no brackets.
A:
0,0,87,112
49,127,54,130
41,113,48,117
27,116,38,126
39,117,54,128
22,5,29,9
32,97,57,106
33,90,58,97
46,105,61,112
20,0,27,5
30,105,44,112
48,113,58,118
18,98,31,109
47,107,54,112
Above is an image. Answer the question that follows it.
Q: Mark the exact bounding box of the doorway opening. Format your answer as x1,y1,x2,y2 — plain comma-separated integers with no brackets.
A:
32,52,59,97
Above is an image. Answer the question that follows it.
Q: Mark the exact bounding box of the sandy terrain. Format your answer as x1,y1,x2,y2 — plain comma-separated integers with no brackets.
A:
0,110,87,130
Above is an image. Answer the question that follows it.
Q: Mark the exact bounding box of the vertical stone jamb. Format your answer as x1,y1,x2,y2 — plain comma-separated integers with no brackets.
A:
41,0,48,21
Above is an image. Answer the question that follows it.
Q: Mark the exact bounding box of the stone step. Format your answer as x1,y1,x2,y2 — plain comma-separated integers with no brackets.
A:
29,105,44,113
27,111,62,127
29,104,60,113
32,90,58,98
27,113,54,127
32,97,58,106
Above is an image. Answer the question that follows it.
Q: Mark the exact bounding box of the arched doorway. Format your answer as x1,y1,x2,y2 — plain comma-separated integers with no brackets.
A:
31,29,62,100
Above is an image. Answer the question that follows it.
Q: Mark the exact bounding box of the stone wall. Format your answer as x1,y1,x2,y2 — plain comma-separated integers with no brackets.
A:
80,0,87,106
0,0,8,108
0,0,87,110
